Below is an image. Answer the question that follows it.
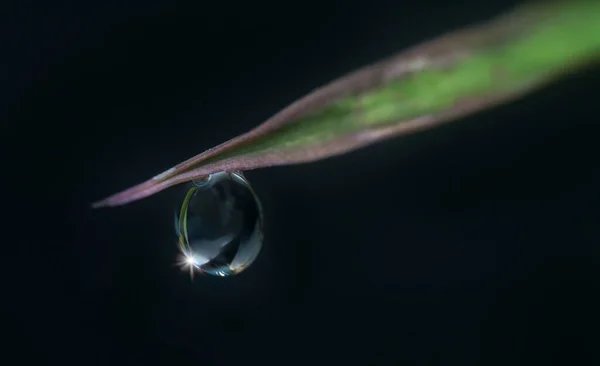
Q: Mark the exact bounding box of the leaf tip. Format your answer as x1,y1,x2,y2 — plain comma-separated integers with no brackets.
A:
91,198,110,209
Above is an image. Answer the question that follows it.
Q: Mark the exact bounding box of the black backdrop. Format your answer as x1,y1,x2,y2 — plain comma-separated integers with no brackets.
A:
3,0,599,364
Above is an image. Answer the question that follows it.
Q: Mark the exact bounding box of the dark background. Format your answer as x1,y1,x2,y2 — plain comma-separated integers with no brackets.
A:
3,0,599,364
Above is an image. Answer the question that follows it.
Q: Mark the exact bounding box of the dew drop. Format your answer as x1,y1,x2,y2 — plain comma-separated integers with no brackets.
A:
175,171,263,277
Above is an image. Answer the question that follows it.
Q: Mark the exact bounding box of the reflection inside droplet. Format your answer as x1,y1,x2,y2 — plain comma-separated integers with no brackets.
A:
175,171,263,277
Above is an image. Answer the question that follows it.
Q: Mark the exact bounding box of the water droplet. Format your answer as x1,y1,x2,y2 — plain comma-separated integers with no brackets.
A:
175,171,263,277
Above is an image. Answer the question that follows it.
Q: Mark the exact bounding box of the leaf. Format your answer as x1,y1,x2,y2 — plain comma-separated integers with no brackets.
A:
93,0,600,208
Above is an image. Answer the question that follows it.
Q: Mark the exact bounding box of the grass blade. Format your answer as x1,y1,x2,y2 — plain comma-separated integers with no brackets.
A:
93,0,600,208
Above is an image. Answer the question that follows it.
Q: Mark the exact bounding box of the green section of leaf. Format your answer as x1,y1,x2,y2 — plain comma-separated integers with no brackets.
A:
202,1,600,163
